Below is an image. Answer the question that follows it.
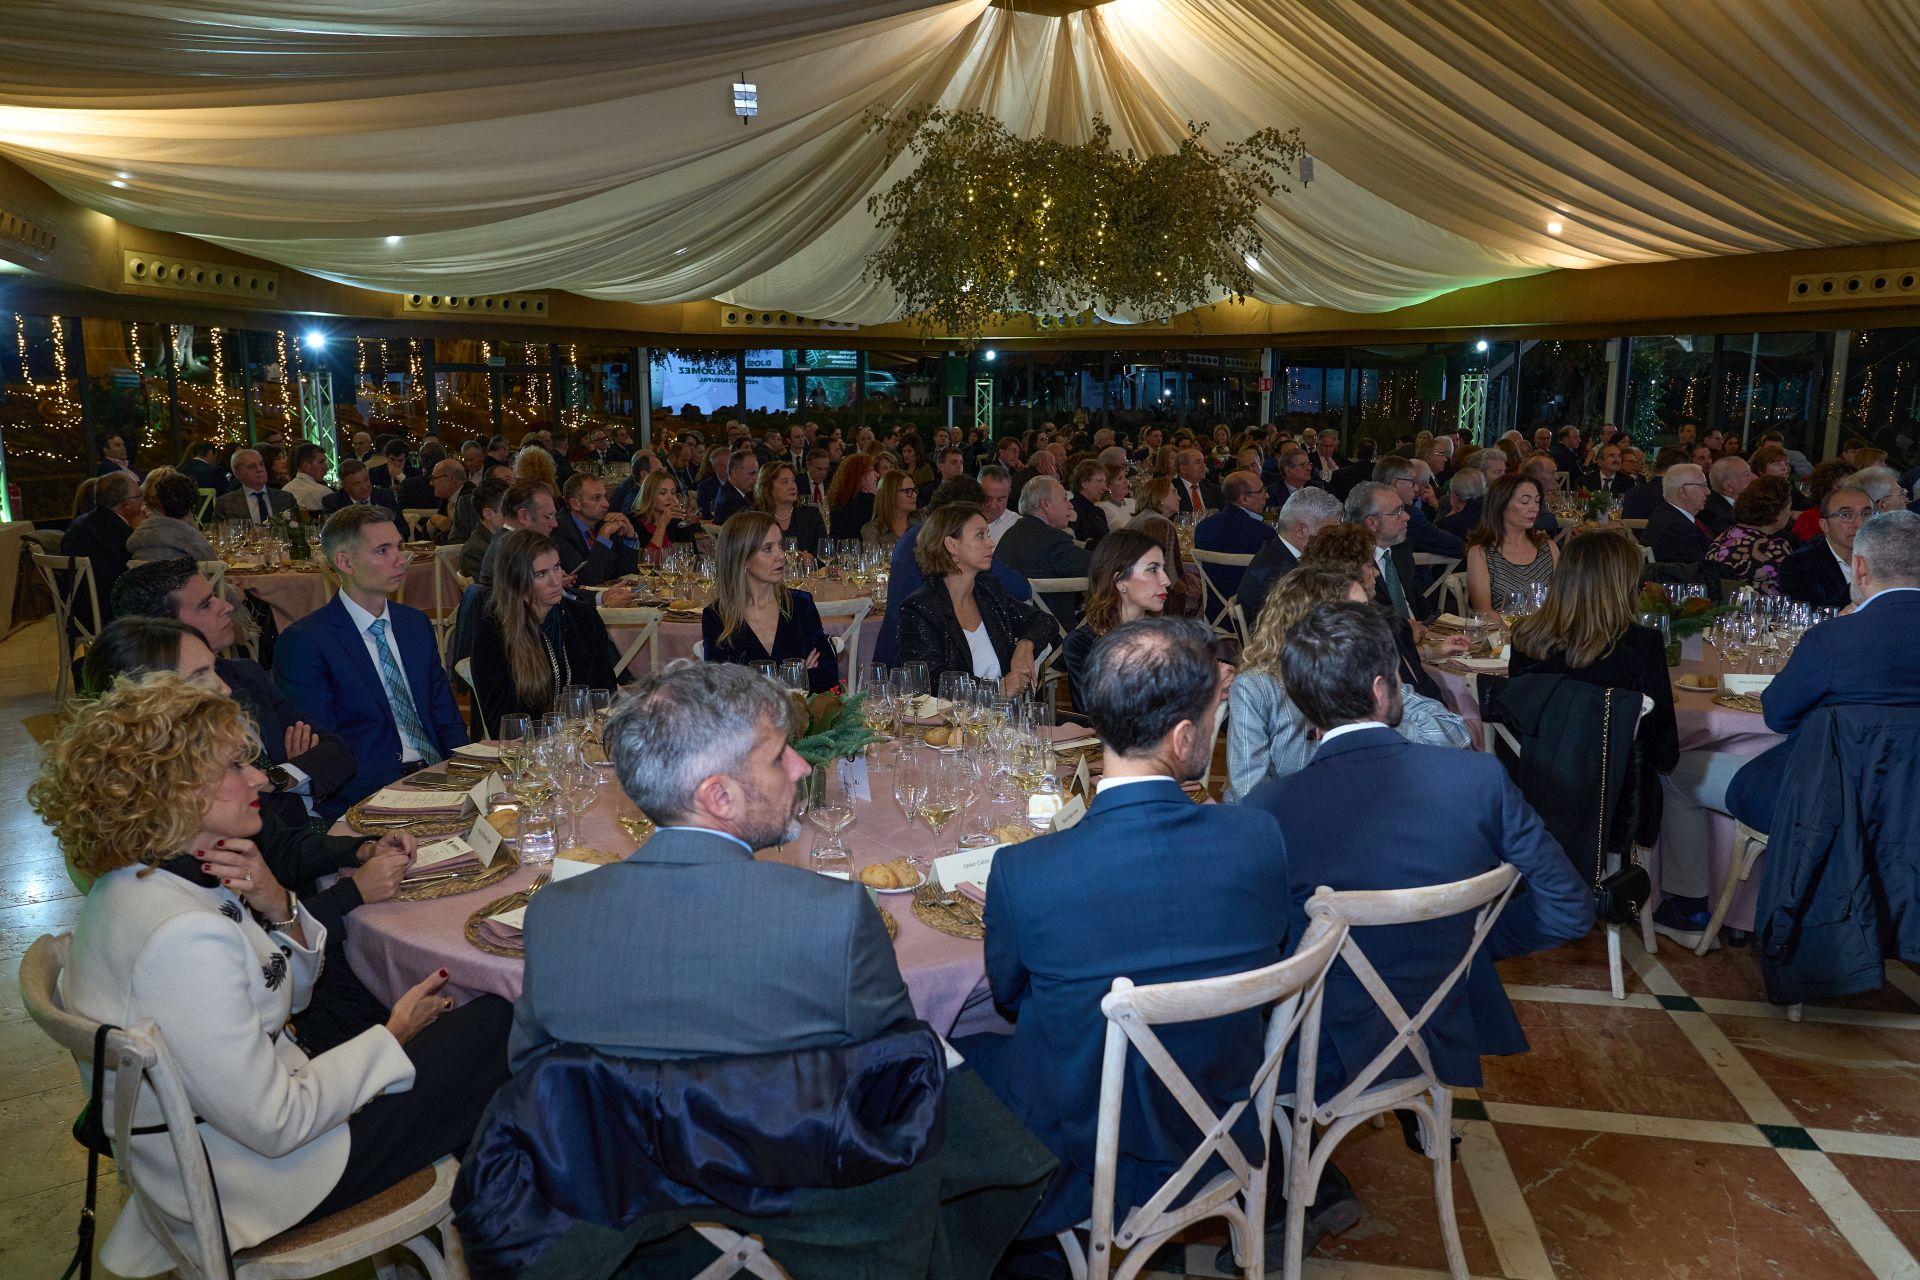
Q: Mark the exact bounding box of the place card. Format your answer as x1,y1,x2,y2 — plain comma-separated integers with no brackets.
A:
489,905,529,932
1069,756,1093,801
365,787,474,814
1049,794,1088,833
935,844,1001,892
551,856,599,882
836,755,872,802
466,772,503,810
413,815,503,870
452,742,503,762
1722,674,1774,696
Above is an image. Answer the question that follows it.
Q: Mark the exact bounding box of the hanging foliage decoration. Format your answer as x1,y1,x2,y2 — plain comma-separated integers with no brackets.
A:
863,107,1304,340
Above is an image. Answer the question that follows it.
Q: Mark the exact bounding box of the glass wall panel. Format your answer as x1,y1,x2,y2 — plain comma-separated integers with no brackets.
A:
1622,334,1716,447
3,312,87,519
1517,338,1610,432
1838,327,1920,460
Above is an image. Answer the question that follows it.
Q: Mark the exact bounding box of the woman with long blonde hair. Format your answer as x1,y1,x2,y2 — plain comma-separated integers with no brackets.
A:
701,510,840,691
631,470,701,563
1225,566,1468,800
469,528,619,730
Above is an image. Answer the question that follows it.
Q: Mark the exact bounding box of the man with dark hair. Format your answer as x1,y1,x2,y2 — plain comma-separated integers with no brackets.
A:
477,479,559,589
321,457,403,521
459,473,513,580
63,469,146,625
180,439,230,493
711,448,760,524
1550,425,1585,485
958,618,1325,1254
1622,446,1689,520
1778,485,1869,609
873,475,1032,666
275,506,469,815
113,559,358,827
1245,602,1589,1108
283,442,335,514
555,472,639,585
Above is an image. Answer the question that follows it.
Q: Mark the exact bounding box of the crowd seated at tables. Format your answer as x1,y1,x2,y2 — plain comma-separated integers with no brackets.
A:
29,410,1920,1276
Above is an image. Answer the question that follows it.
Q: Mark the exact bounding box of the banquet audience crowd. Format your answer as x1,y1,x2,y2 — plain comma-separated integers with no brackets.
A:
34,408,1920,1275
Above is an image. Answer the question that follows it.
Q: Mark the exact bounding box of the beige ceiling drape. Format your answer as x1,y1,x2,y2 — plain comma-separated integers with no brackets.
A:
2,0,1917,323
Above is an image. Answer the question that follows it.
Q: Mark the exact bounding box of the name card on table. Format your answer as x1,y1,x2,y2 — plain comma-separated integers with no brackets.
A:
365,787,475,814
413,814,504,871
452,742,503,763
1722,674,1774,696
935,844,1002,892
466,772,503,810
836,755,872,803
551,856,599,882
490,905,529,932
1049,795,1088,833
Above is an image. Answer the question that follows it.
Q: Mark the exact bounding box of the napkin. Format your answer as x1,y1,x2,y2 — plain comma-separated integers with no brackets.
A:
362,788,474,816
1453,655,1510,674
955,881,987,906
451,743,503,763
474,907,527,949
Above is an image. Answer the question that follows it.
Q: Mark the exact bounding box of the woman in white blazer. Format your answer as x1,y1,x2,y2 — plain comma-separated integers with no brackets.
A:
31,674,510,1277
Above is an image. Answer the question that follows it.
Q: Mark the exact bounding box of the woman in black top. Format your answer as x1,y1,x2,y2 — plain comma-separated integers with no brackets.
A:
700,510,840,692
1058,528,1170,707
754,461,826,560
1509,525,1680,777
826,453,878,541
898,503,1058,694
469,529,620,735
630,471,703,564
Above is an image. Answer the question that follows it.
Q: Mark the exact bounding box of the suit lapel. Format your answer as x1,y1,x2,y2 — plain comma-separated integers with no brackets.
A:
327,598,400,739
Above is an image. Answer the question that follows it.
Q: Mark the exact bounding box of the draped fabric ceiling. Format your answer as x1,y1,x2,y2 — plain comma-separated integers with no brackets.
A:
2,1,1918,325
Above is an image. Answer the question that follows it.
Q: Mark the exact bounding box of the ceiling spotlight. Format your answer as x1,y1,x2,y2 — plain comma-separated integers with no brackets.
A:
302,329,328,350
114,170,132,181
385,234,402,245
732,81,758,119
108,179,128,189
1474,339,1490,353
982,349,997,362
1244,253,1260,271
1546,220,1563,235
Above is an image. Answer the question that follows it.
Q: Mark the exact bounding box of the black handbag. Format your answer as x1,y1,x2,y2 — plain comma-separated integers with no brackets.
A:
1592,689,1651,925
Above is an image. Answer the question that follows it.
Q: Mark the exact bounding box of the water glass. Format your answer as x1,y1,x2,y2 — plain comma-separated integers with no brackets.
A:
518,803,559,868
780,659,809,692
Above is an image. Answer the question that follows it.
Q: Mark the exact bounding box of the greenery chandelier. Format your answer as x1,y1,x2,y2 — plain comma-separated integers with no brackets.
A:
864,107,1304,340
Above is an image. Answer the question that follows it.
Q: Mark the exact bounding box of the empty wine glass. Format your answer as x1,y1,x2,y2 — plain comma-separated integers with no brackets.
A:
806,767,856,852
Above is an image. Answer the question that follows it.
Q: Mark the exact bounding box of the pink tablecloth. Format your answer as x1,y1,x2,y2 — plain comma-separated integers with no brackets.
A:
234,557,449,629
1425,643,1783,931
340,743,1063,1035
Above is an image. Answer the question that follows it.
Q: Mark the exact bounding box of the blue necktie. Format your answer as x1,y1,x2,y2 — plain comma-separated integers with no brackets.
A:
253,490,269,522
366,616,440,763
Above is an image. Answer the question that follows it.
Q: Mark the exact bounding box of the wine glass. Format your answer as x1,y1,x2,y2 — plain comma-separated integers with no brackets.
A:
587,689,613,741
919,755,963,842
892,747,927,825
780,659,809,693
498,714,530,781
806,767,856,853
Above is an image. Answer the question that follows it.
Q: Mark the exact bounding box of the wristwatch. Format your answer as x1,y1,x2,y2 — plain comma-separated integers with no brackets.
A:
264,764,297,793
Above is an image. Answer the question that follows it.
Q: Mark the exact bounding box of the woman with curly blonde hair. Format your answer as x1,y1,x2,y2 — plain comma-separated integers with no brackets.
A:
512,443,559,491
1225,567,1468,800
33,673,510,1275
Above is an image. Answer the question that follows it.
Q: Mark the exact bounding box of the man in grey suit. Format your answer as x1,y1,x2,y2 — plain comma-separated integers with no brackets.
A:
213,448,299,524
992,476,1092,628
509,663,915,1068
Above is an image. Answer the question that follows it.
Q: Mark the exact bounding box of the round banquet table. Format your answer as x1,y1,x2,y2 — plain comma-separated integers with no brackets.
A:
604,576,884,670
232,556,449,629
1425,635,1783,932
338,728,1090,1034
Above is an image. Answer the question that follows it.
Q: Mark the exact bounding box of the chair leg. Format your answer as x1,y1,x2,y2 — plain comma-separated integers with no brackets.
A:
1606,923,1626,1000
1639,894,1659,955
1696,834,1763,957
1428,1089,1469,1280
1056,1228,1089,1280
1283,1116,1314,1280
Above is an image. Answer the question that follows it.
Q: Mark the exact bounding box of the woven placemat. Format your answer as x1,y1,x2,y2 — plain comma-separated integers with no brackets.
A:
465,886,531,957
396,846,519,901
911,894,985,940
345,799,476,838
878,904,899,941
1713,692,1765,714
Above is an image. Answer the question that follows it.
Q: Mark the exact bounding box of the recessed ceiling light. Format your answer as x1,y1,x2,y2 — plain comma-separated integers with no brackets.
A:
385,235,402,245
1244,254,1260,271
1546,220,1563,235
1475,339,1490,353
114,171,132,181
108,179,128,189
673,247,689,256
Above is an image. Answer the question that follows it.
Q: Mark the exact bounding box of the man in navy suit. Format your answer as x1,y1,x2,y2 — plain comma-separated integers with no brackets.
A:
709,448,760,524
1641,464,1714,564
959,618,1338,1252
113,560,358,827
1778,484,1868,610
274,506,469,817
1238,487,1344,622
321,458,404,523
62,469,144,629
1270,445,1316,511
1659,512,1920,943
1245,602,1591,1100
1193,470,1277,599
554,473,639,586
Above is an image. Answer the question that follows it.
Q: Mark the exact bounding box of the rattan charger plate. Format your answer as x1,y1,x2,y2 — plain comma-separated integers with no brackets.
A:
465,886,532,957
345,799,477,838
395,846,520,902
878,903,899,941
911,893,985,940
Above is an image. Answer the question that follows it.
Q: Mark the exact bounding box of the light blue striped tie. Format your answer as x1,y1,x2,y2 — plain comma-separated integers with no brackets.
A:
366,616,440,764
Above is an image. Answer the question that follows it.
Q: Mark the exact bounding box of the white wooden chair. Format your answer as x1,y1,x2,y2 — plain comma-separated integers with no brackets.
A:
1194,697,1230,797
196,488,218,524
19,934,467,1280
1433,572,1468,619
813,596,873,689
599,606,664,679
1225,601,1252,651
402,508,439,541
33,550,100,708
1027,577,1090,633
431,544,465,662
1057,919,1346,1280
688,1225,790,1279
1283,868,1522,1280
1189,551,1252,638
1484,694,1658,1000
1697,823,1769,958
1411,553,1460,603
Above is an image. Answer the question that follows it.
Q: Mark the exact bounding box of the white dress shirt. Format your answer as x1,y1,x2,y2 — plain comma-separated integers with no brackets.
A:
338,591,422,762
1320,720,1390,746
1828,540,1854,585
985,507,1020,543
282,473,334,513
240,485,275,523
1096,772,1173,794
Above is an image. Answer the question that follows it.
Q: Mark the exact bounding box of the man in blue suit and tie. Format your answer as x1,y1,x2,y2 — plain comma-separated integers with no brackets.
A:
960,618,1358,1259
274,505,469,817
1244,602,1591,1100
1193,470,1277,599
1658,511,1920,944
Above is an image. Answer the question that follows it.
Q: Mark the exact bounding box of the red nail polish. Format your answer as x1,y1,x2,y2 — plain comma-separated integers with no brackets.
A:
439,968,448,977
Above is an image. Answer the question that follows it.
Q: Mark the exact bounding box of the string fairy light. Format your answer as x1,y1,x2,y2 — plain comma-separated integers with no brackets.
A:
210,326,230,428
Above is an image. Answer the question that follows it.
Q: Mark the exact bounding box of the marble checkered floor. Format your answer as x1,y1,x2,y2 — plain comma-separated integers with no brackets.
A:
2,617,1917,1279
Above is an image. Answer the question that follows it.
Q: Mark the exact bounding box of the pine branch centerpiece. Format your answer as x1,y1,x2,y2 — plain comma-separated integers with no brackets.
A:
789,690,881,767
863,108,1304,339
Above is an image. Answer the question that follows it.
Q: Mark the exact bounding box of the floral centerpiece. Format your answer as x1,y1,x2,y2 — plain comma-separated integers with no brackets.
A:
789,689,880,767
1636,583,1732,665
